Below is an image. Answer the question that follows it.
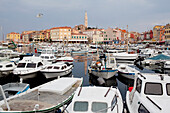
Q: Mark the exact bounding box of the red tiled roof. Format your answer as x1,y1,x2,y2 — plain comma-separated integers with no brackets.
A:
51,26,71,30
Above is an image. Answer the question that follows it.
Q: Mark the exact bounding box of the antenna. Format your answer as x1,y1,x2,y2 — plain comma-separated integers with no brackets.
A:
78,86,82,96
104,86,112,97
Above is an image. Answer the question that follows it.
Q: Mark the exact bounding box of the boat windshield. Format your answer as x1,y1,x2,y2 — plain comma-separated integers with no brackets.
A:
26,63,36,68
166,83,170,96
92,102,108,113
74,101,88,112
144,82,163,95
45,56,49,59
0,65,2,68
17,63,26,68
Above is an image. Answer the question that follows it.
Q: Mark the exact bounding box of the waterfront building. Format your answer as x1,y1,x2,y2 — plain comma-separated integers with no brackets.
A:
50,26,71,42
153,25,164,41
164,24,170,42
102,27,117,44
6,32,20,42
83,29,102,43
71,33,88,43
92,33,104,44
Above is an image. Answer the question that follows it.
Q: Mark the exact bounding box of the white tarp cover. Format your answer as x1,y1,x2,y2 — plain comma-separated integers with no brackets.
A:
38,78,77,95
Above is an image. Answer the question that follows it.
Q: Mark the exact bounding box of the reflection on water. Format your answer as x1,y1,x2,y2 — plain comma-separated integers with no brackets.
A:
89,73,117,87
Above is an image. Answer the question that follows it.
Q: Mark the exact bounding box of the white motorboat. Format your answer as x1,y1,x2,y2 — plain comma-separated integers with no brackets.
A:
0,83,30,101
118,64,139,79
67,86,123,113
88,54,117,79
0,61,16,77
0,77,83,113
40,62,73,79
55,56,74,65
111,52,138,63
126,73,170,113
40,49,56,64
13,56,45,79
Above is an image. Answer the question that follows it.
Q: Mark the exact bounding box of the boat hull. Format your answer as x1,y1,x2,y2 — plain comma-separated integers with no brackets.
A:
16,72,37,80
90,69,117,79
118,71,135,79
42,68,72,79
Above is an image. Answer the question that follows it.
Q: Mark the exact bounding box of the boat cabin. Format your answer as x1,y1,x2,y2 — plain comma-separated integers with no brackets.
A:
126,73,170,113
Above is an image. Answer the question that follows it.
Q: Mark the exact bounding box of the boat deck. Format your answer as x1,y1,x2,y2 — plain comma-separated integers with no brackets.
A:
1,80,81,111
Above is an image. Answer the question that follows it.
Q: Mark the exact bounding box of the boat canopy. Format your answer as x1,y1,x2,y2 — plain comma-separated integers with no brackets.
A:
148,54,170,60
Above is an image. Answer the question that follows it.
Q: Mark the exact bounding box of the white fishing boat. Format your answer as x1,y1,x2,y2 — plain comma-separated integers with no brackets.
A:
40,49,56,64
0,83,30,101
88,54,117,79
55,56,74,65
40,62,73,79
13,56,45,79
67,86,123,113
126,73,170,113
0,61,16,77
0,77,83,113
118,64,139,79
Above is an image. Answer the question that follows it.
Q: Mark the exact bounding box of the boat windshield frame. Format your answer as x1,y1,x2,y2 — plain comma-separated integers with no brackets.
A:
17,63,26,68
26,63,36,68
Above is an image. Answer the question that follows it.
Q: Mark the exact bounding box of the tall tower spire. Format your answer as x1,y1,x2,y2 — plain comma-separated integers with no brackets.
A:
84,11,88,28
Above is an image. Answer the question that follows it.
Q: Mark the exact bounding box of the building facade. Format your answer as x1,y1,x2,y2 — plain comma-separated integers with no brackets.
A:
6,32,20,42
164,24,170,41
71,33,88,43
50,26,71,42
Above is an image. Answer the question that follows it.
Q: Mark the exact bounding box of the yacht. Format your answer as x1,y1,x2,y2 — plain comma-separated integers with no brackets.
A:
40,62,73,79
126,73,170,113
67,86,123,113
13,56,45,79
88,54,117,79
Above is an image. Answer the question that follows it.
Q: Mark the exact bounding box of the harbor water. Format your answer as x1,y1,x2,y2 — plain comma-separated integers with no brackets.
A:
1,51,167,102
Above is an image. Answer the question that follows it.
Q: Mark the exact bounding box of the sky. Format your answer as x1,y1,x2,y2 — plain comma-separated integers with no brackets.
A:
0,0,170,40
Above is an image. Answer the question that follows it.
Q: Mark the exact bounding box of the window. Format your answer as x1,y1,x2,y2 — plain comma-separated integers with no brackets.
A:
74,36,76,38
109,38,110,40
85,36,87,39
77,36,78,39
47,50,52,54
50,56,54,59
0,65,2,68
54,66,60,69
106,35,107,37
92,102,108,113
144,82,163,95
136,78,142,93
138,104,150,113
74,101,88,112
17,63,26,68
47,66,53,69
72,36,73,38
26,63,36,68
6,64,13,67
80,36,81,39
41,56,44,58
82,36,84,38
166,83,170,96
